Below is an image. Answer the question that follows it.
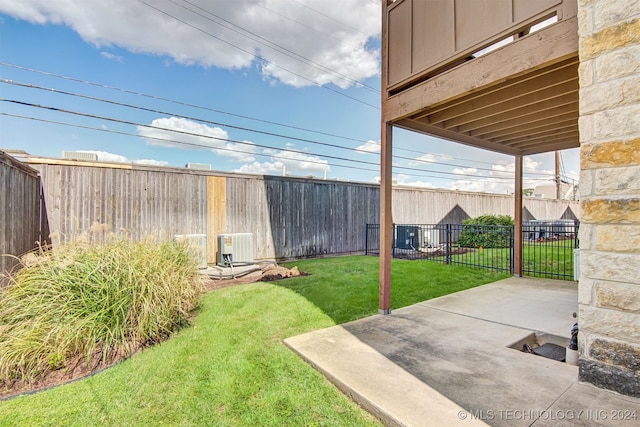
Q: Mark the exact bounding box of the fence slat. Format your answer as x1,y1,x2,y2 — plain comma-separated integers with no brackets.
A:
0,153,42,276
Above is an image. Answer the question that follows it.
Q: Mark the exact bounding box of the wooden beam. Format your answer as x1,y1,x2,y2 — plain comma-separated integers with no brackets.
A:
383,17,578,124
513,137,580,154
379,122,393,315
501,126,578,145
413,57,578,120
380,1,392,315
440,80,578,128
395,118,522,156
455,93,577,133
468,102,578,137
514,155,523,276
505,130,580,151
426,64,578,124
471,110,577,138
555,151,561,200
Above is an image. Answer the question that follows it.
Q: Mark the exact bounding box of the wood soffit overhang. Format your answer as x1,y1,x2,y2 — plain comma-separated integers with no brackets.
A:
383,17,580,157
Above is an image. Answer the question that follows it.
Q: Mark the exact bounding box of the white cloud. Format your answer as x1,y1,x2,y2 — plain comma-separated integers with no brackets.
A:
448,157,552,193
408,153,453,166
235,149,329,177
137,117,256,162
100,51,123,62
414,153,436,163
78,150,127,163
235,161,283,175
133,159,169,167
452,167,478,175
449,178,512,194
355,139,380,154
0,0,380,88
76,150,169,167
373,174,435,188
394,174,435,188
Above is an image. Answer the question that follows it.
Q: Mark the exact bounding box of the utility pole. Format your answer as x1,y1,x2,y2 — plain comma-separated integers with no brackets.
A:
555,151,561,200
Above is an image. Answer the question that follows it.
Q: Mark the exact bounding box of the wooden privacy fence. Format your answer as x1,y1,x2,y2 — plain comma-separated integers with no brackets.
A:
34,161,208,245
5,157,580,265
0,152,48,276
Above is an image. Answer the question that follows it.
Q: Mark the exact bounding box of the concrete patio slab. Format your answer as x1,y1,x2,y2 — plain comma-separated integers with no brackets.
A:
284,277,640,426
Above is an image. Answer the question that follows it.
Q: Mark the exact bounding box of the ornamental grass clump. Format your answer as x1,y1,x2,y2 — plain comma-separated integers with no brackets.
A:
0,237,203,384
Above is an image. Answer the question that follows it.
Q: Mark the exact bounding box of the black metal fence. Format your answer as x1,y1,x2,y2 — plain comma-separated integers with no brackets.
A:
522,220,579,280
365,220,579,280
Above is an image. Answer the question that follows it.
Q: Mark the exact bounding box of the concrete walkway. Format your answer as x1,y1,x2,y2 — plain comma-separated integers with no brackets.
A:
285,278,640,426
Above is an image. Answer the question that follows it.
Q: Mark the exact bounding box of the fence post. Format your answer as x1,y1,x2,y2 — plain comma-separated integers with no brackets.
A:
392,223,395,258
510,225,515,274
365,224,369,255
446,224,451,265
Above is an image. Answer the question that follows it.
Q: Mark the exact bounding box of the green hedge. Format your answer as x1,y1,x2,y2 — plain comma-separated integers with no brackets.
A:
457,215,514,248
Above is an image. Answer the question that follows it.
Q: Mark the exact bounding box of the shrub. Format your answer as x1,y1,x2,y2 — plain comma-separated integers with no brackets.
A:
457,214,514,248
0,237,204,383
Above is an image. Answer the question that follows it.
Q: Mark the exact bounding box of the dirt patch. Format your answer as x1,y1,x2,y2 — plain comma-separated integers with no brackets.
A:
260,264,306,281
202,270,264,291
395,247,475,260
1,263,305,400
203,263,306,290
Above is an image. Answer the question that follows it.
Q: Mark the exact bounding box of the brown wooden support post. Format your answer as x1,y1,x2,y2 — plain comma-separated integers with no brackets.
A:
514,154,523,276
555,151,561,200
379,0,392,314
379,122,393,314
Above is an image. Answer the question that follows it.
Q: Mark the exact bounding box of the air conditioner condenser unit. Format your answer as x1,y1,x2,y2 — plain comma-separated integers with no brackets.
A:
217,233,254,266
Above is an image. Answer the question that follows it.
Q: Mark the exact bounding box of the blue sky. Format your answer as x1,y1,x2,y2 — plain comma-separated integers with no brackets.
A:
0,0,579,194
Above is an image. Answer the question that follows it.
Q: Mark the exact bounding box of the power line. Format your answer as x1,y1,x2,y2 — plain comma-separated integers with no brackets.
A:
0,112,360,173
3,98,373,167
137,0,379,109
290,0,375,39
251,1,370,52
4,111,538,184
1,65,564,183
0,62,373,144
393,144,547,174
1,62,560,178
1,79,370,155
2,99,544,182
174,0,379,93
3,78,557,179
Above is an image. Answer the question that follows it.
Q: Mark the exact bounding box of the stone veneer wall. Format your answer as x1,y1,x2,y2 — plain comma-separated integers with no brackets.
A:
577,0,640,397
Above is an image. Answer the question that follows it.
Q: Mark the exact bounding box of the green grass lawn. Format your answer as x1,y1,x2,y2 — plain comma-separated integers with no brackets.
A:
522,240,576,279
279,255,509,323
0,256,508,426
447,239,577,280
